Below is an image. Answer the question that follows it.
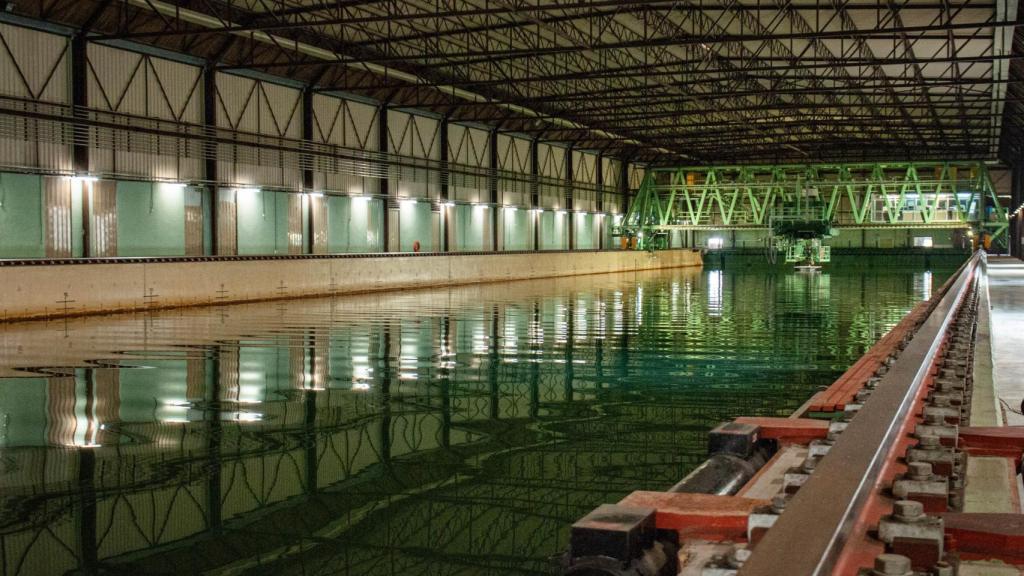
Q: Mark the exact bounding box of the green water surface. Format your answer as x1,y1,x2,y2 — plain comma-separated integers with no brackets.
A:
0,263,953,575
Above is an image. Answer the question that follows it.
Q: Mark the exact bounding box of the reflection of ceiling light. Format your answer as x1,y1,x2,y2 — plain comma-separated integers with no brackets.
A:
352,382,371,391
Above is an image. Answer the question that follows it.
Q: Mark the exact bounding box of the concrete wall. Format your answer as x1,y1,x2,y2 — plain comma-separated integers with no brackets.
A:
0,249,702,321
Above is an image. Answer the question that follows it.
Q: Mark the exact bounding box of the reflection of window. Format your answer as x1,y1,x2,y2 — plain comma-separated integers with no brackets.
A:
707,237,724,249
913,236,933,248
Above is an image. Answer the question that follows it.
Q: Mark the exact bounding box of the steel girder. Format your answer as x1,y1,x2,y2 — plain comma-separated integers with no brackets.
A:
616,161,1009,248
14,0,1017,164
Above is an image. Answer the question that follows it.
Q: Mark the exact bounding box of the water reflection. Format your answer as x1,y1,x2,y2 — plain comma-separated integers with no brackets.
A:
0,266,951,575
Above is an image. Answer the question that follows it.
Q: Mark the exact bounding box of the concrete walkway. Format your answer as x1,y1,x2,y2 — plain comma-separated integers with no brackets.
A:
984,257,1024,427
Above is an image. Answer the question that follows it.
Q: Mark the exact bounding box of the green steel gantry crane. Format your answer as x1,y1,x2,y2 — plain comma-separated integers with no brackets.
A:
615,162,1009,257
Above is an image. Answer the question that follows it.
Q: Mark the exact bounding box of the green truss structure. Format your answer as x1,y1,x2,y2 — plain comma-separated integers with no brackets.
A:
616,161,1009,250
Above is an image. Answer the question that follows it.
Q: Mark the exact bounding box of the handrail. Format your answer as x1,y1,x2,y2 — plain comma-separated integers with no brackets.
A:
739,251,983,576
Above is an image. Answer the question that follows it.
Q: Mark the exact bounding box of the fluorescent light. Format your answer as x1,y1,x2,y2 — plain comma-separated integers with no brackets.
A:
306,191,324,198
351,195,371,203
237,187,259,196
68,175,98,183
555,210,567,215
399,198,417,206
504,205,517,211
165,182,187,190
442,201,456,208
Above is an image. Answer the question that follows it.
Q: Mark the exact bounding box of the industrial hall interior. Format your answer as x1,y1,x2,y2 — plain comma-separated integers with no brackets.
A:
2,1,1024,576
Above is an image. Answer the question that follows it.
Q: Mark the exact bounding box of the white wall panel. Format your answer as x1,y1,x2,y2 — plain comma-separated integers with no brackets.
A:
628,163,646,190
496,134,530,207
87,43,202,180
216,73,302,189
448,123,488,203
572,150,598,212
602,157,622,213
0,23,70,171
0,24,68,102
537,143,566,209
310,93,379,194
387,110,439,199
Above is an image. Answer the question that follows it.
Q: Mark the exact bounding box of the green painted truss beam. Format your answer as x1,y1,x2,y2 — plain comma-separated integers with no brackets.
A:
616,161,1008,249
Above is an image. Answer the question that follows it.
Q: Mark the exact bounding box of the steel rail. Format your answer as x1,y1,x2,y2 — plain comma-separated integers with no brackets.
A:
739,251,981,576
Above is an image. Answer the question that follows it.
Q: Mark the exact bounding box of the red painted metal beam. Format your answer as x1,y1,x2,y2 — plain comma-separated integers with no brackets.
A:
618,491,767,543
941,513,1024,563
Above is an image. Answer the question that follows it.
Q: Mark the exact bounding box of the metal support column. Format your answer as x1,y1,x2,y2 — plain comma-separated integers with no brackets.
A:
302,87,315,255
489,129,499,251
1012,163,1022,258
439,114,450,253
566,145,575,250
71,34,88,175
203,64,218,254
301,87,315,193
378,102,390,253
618,157,632,248
72,34,90,256
531,138,540,251
1018,164,1024,258
596,152,604,250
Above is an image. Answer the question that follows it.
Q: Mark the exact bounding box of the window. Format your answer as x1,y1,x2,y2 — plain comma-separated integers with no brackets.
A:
913,236,933,248
707,237,724,249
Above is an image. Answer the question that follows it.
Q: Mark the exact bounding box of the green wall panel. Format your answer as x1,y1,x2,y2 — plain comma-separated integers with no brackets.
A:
539,211,567,250
327,195,384,253
454,204,486,251
0,173,44,258
237,189,290,255
502,208,530,250
116,181,186,257
574,213,596,249
399,201,432,251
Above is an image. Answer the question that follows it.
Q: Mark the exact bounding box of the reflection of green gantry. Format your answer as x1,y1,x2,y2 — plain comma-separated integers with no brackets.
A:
614,161,1008,251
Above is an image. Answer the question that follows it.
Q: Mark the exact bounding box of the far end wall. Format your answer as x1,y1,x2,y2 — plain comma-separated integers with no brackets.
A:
685,228,969,250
